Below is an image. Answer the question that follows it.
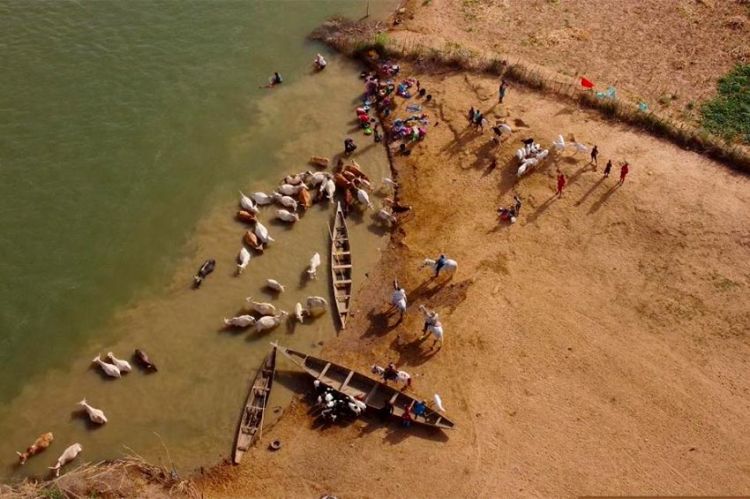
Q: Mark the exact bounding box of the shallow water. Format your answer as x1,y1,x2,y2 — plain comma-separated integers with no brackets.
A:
0,0,394,481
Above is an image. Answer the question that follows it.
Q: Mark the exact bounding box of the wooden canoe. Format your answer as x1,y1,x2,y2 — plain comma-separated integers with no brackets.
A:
232,347,276,465
273,343,454,430
330,202,352,329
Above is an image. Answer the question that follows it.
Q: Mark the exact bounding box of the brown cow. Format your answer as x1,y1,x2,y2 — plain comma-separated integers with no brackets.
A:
344,161,370,181
243,231,264,253
236,210,257,224
297,187,312,210
17,432,53,465
334,173,352,189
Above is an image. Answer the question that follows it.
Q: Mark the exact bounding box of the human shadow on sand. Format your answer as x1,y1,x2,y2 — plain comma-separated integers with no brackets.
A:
361,307,403,338
588,183,620,214
388,335,441,368
525,193,558,225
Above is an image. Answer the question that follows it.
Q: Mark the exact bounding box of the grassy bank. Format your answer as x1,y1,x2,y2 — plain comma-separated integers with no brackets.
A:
311,17,750,174
701,64,750,145
0,457,198,499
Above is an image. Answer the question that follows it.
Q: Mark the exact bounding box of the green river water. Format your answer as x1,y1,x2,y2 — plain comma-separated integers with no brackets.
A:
0,0,394,480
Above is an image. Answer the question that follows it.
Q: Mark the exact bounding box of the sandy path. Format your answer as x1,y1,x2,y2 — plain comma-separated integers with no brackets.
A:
199,66,750,498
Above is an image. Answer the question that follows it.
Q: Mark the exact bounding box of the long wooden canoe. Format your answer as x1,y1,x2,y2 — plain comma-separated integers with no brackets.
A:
232,347,276,464
273,343,454,430
330,202,352,329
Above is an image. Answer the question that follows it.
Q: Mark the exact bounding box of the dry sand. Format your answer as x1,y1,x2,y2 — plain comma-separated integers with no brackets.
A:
390,0,750,123
198,60,750,498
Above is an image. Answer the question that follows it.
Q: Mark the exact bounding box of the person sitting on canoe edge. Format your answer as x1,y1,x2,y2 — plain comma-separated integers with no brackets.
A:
378,400,394,423
412,400,428,418
383,363,399,383
400,405,413,427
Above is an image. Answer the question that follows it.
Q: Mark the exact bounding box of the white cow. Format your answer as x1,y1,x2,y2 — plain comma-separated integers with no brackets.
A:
307,252,321,279
245,297,277,316
49,443,83,477
237,247,251,274
255,311,289,333
254,221,275,244
239,191,259,213
306,296,328,314
105,352,131,373
92,355,121,378
276,209,299,223
273,193,298,211
78,399,107,425
294,302,306,323
224,315,256,328
265,279,285,292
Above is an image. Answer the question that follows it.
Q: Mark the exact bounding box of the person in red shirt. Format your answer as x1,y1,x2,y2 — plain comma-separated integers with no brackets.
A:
619,162,630,185
556,172,567,197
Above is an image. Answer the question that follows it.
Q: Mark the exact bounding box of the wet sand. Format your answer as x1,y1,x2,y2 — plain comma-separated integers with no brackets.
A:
199,62,750,498
0,56,391,482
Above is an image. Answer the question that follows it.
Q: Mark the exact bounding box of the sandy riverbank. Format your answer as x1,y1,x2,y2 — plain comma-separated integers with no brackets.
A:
196,45,750,499
389,0,749,124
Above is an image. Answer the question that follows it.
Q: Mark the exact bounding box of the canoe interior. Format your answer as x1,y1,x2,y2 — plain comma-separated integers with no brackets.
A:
331,202,352,329
281,346,454,430
232,347,276,464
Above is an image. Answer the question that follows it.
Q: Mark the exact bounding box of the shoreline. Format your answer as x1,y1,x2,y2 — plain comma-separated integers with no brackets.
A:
6,2,750,496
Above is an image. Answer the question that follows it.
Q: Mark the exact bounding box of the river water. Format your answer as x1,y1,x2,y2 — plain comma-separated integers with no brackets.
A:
0,0,394,480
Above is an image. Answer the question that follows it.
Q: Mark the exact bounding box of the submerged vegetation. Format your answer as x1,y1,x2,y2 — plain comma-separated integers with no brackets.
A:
701,65,750,144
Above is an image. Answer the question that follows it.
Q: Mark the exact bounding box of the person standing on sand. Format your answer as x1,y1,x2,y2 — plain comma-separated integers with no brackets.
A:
590,145,599,168
619,162,629,185
557,172,567,198
498,79,509,103
391,278,407,321
468,106,476,124
604,159,612,178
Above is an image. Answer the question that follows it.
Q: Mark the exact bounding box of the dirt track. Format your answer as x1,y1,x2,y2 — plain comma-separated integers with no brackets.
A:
199,62,750,498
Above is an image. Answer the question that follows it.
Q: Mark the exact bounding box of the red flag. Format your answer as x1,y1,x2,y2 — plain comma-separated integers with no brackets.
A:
580,77,594,89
